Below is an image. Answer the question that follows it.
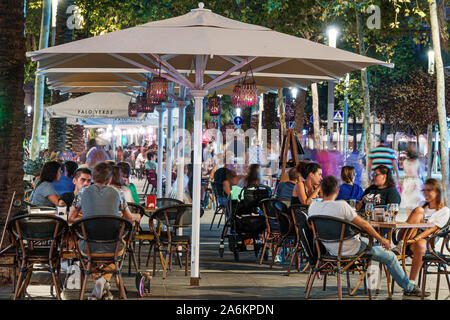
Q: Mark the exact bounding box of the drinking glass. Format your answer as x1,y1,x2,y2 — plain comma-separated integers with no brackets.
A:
388,203,399,222
364,203,374,221
349,199,357,209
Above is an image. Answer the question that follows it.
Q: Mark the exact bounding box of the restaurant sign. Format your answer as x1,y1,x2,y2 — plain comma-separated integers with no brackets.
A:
77,109,114,116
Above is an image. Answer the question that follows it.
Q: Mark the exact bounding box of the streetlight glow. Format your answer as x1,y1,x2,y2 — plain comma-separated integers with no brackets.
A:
326,26,339,48
52,0,59,28
290,87,298,99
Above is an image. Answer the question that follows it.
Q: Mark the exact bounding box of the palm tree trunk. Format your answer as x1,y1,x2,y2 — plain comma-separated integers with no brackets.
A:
429,0,448,204
30,0,51,160
278,88,286,142
263,92,276,145
0,0,26,282
312,83,320,150
48,0,74,154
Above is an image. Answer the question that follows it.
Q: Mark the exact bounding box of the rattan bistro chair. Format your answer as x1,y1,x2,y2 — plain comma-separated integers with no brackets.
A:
210,181,227,230
307,215,373,300
126,203,145,275
71,216,133,300
420,223,450,300
152,204,193,279
143,198,184,269
8,214,68,300
286,204,311,276
259,199,288,265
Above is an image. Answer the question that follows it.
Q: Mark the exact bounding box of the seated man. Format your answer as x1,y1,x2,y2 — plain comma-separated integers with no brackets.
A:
308,175,428,297
68,162,140,300
61,168,91,209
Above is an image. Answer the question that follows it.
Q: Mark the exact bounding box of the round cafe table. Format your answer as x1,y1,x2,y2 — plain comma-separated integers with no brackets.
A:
369,220,435,299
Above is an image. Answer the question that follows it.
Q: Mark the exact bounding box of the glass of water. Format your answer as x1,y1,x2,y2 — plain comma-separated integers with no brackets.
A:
364,203,374,221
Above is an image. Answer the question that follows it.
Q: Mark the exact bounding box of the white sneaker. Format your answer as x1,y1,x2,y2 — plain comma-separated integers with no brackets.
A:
391,240,404,255
274,255,281,264
93,277,106,299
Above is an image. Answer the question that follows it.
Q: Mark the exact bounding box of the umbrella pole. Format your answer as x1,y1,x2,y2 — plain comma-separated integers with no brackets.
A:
190,89,207,286
176,101,189,201
156,106,166,198
164,103,175,198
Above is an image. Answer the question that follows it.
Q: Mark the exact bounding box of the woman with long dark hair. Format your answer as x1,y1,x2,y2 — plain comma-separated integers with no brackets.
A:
356,165,400,210
240,164,262,187
30,161,66,207
292,162,322,205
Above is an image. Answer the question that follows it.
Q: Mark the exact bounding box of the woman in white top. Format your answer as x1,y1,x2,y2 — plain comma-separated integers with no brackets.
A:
396,178,450,286
400,148,424,215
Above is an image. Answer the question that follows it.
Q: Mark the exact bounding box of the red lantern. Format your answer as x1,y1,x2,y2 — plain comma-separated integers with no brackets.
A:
240,67,257,107
207,92,222,116
241,82,257,107
146,75,168,106
232,83,241,108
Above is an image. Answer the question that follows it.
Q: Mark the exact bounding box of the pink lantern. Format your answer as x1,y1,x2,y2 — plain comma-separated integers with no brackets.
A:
146,75,168,106
240,67,257,107
207,92,222,116
232,83,241,108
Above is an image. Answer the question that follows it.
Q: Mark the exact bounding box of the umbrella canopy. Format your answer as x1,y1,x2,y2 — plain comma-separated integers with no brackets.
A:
45,92,148,119
29,4,392,93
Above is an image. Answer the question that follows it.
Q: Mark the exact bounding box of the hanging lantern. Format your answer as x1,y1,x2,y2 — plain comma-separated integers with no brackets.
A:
207,92,222,116
146,75,169,106
135,94,144,112
240,67,257,107
232,83,241,108
141,92,155,113
128,100,138,117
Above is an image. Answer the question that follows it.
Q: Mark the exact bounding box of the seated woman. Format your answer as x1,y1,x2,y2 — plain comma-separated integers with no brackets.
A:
393,178,449,296
356,165,400,211
117,162,140,204
30,161,66,208
108,166,141,222
336,165,364,201
222,168,244,200
109,165,134,203
292,162,322,205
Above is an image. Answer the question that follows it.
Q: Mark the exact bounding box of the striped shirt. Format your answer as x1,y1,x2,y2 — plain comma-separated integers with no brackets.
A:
368,146,396,170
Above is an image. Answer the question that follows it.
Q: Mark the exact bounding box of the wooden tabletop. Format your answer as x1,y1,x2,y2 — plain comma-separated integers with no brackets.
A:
369,221,435,229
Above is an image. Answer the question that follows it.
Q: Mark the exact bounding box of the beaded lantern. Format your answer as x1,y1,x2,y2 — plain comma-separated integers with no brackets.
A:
240,67,258,107
146,75,168,106
231,83,242,108
207,92,222,116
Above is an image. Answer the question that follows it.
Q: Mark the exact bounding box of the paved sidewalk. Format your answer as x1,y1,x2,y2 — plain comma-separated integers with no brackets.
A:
0,203,448,300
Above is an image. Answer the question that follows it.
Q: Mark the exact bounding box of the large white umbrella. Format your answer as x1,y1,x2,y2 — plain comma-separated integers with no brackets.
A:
45,92,146,119
28,3,392,286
